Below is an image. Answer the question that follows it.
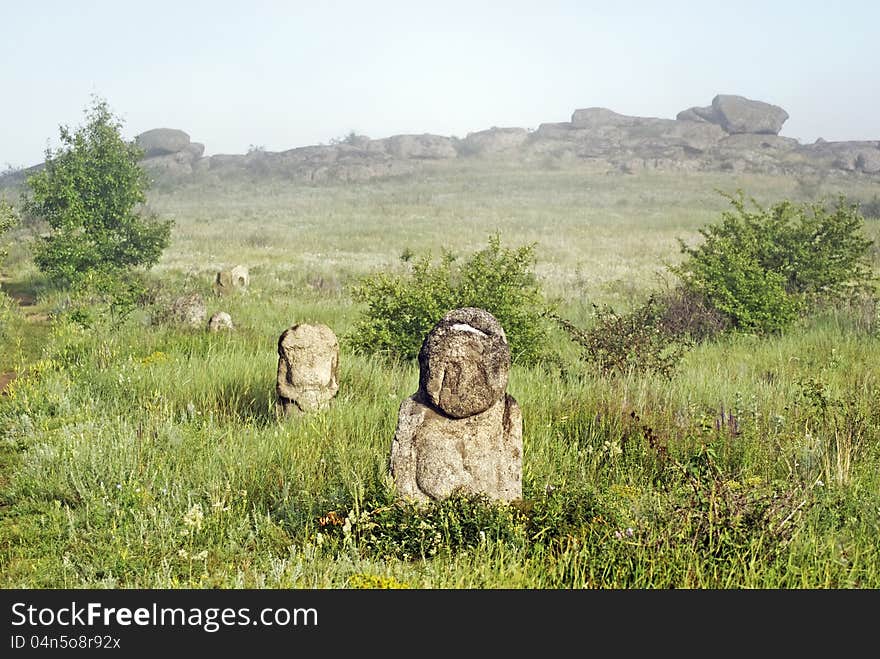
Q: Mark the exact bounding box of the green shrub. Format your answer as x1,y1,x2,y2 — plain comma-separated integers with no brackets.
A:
348,234,550,365
0,198,18,267
678,241,801,334
674,192,875,334
522,484,605,545
0,199,17,337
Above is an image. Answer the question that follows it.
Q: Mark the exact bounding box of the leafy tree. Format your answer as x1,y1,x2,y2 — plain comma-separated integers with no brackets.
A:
673,191,874,334
23,97,172,289
0,199,18,267
349,234,550,364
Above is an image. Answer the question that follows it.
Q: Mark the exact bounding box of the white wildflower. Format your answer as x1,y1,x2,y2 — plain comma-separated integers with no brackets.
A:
183,503,204,532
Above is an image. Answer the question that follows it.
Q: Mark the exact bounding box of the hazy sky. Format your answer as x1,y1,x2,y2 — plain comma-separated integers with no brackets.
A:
2,0,878,168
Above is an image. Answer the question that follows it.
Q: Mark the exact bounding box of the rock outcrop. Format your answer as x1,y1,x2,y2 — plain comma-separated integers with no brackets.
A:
572,107,640,129
125,92,871,183
677,95,789,135
379,134,458,159
461,127,529,155
525,109,726,172
136,128,192,157
390,308,523,503
136,128,203,181
801,140,880,173
5,93,876,193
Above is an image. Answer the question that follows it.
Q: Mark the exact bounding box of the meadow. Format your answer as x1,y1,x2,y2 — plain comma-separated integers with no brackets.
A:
1,157,879,588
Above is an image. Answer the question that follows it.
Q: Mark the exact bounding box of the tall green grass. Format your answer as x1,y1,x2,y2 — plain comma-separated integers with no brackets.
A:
1,163,878,588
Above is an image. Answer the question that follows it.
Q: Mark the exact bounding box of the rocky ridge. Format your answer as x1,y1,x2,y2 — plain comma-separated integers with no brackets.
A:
4,94,878,188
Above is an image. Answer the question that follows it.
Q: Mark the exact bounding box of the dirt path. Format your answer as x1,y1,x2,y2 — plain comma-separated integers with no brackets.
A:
5,284,48,321
1,276,48,395
0,371,16,393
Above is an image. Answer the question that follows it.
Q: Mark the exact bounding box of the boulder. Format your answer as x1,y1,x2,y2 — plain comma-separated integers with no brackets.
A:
275,323,340,416
184,142,205,159
829,144,880,173
167,292,206,327
390,307,522,503
855,148,880,174
136,128,192,157
676,107,708,123
676,96,789,135
676,105,722,124
710,94,789,135
207,311,234,332
140,151,196,179
800,140,880,173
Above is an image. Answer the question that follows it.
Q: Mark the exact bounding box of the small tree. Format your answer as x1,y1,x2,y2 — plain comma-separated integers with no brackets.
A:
23,97,172,293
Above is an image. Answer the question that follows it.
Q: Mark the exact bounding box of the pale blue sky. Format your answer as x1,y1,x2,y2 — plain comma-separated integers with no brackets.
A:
2,0,878,167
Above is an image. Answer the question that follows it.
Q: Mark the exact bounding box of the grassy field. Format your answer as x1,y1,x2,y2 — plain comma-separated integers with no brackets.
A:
1,159,879,588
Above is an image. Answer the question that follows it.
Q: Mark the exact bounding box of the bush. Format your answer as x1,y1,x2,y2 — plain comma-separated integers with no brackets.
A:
667,444,806,562
678,241,802,334
349,234,550,365
552,297,692,379
674,192,875,334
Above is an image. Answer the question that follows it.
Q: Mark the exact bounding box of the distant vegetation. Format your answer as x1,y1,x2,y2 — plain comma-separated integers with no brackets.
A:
860,194,880,219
